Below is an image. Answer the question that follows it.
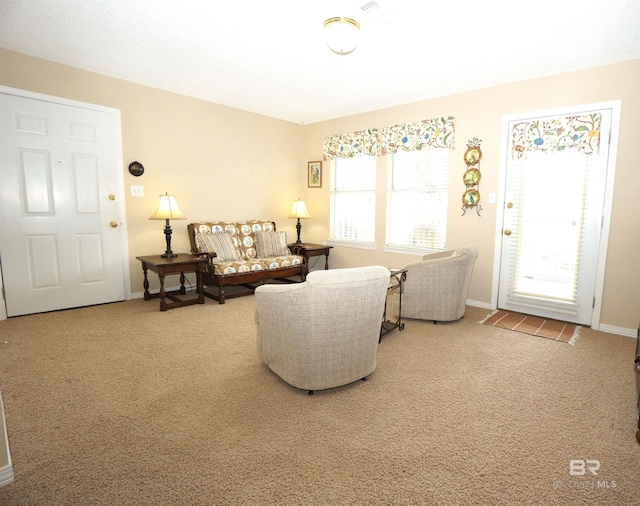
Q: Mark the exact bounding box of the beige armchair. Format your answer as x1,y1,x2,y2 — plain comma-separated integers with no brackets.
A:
255,266,390,394
392,245,478,323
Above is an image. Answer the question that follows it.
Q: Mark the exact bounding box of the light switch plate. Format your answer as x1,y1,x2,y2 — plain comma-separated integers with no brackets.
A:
130,185,144,197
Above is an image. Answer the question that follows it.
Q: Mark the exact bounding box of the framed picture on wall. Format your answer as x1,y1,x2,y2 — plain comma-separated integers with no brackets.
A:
308,161,322,188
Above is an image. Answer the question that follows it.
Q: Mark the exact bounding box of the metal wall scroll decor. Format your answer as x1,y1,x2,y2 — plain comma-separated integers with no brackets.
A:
462,138,482,216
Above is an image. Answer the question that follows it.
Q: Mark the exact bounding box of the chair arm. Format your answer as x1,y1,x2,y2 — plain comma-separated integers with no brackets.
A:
404,253,471,285
421,249,457,261
255,283,310,324
193,251,217,275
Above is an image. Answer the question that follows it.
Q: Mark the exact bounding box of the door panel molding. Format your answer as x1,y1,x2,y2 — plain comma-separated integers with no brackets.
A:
0,86,131,319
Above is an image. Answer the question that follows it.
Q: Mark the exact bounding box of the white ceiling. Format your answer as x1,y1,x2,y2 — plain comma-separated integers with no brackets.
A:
1,0,638,124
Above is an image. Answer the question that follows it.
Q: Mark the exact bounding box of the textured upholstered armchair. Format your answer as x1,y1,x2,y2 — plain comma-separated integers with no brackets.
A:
255,266,390,394
392,245,478,323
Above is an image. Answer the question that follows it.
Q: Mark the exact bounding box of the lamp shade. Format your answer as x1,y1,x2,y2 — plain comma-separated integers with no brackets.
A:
323,17,360,55
149,193,186,221
289,199,311,219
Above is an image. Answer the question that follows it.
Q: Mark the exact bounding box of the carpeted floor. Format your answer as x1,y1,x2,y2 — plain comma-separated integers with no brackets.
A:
0,296,638,505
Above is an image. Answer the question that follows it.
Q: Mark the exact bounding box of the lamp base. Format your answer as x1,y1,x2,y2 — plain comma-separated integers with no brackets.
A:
295,218,303,244
161,221,177,258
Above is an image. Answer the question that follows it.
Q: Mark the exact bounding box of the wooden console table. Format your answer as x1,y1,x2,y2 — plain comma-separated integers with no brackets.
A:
380,268,407,341
288,243,333,281
136,254,206,311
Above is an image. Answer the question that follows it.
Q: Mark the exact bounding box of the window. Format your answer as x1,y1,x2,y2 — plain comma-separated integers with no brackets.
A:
329,155,376,245
386,148,450,250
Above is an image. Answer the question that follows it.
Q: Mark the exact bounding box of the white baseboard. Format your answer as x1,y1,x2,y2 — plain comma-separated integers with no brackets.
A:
597,324,637,338
467,299,493,310
0,394,13,487
0,464,13,487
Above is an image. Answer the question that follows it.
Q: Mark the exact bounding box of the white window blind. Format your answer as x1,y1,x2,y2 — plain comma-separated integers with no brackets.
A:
330,155,376,244
386,148,450,250
504,149,602,314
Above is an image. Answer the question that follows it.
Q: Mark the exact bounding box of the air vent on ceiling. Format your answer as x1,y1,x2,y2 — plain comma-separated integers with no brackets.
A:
359,1,392,24
359,2,381,15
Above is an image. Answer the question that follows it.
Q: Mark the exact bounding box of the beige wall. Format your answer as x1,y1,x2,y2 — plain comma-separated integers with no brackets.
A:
0,49,638,330
0,49,306,296
301,60,640,331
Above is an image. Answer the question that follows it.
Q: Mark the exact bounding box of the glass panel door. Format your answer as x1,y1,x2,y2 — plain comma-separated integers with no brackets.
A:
498,108,611,325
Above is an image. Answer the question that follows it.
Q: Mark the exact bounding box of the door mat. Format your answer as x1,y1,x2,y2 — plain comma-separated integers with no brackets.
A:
480,310,580,345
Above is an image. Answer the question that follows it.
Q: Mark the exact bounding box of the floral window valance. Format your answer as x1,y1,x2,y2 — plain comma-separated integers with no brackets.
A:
379,116,455,155
511,113,601,159
322,129,379,160
322,116,455,160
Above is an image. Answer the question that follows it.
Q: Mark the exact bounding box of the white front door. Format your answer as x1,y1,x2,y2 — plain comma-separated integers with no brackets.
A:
0,89,128,317
497,104,617,326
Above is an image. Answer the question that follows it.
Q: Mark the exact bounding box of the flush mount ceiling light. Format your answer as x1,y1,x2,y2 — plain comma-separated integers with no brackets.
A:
323,17,360,55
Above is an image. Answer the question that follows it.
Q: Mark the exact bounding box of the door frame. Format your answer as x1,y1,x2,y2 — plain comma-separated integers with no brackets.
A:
490,100,621,331
0,86,131,321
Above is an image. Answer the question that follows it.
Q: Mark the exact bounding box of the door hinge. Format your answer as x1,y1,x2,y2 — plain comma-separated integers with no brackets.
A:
593,297,596,308
1,286,4,301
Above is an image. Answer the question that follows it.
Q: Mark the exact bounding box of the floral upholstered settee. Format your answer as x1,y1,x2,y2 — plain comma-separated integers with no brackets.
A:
187,220,304,304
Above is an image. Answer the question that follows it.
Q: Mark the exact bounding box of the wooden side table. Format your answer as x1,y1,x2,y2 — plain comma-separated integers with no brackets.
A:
288,243,333,281
136,254,207,311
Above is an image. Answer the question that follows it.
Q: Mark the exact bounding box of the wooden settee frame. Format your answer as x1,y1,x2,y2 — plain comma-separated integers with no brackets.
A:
187,221,303,304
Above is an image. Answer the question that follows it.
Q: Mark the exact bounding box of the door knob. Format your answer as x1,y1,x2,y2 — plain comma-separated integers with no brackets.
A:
504,229,512,236
110,221,118,228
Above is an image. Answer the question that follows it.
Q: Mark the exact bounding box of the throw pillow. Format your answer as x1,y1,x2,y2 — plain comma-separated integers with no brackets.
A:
255,231,289,258
195,233,240,261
